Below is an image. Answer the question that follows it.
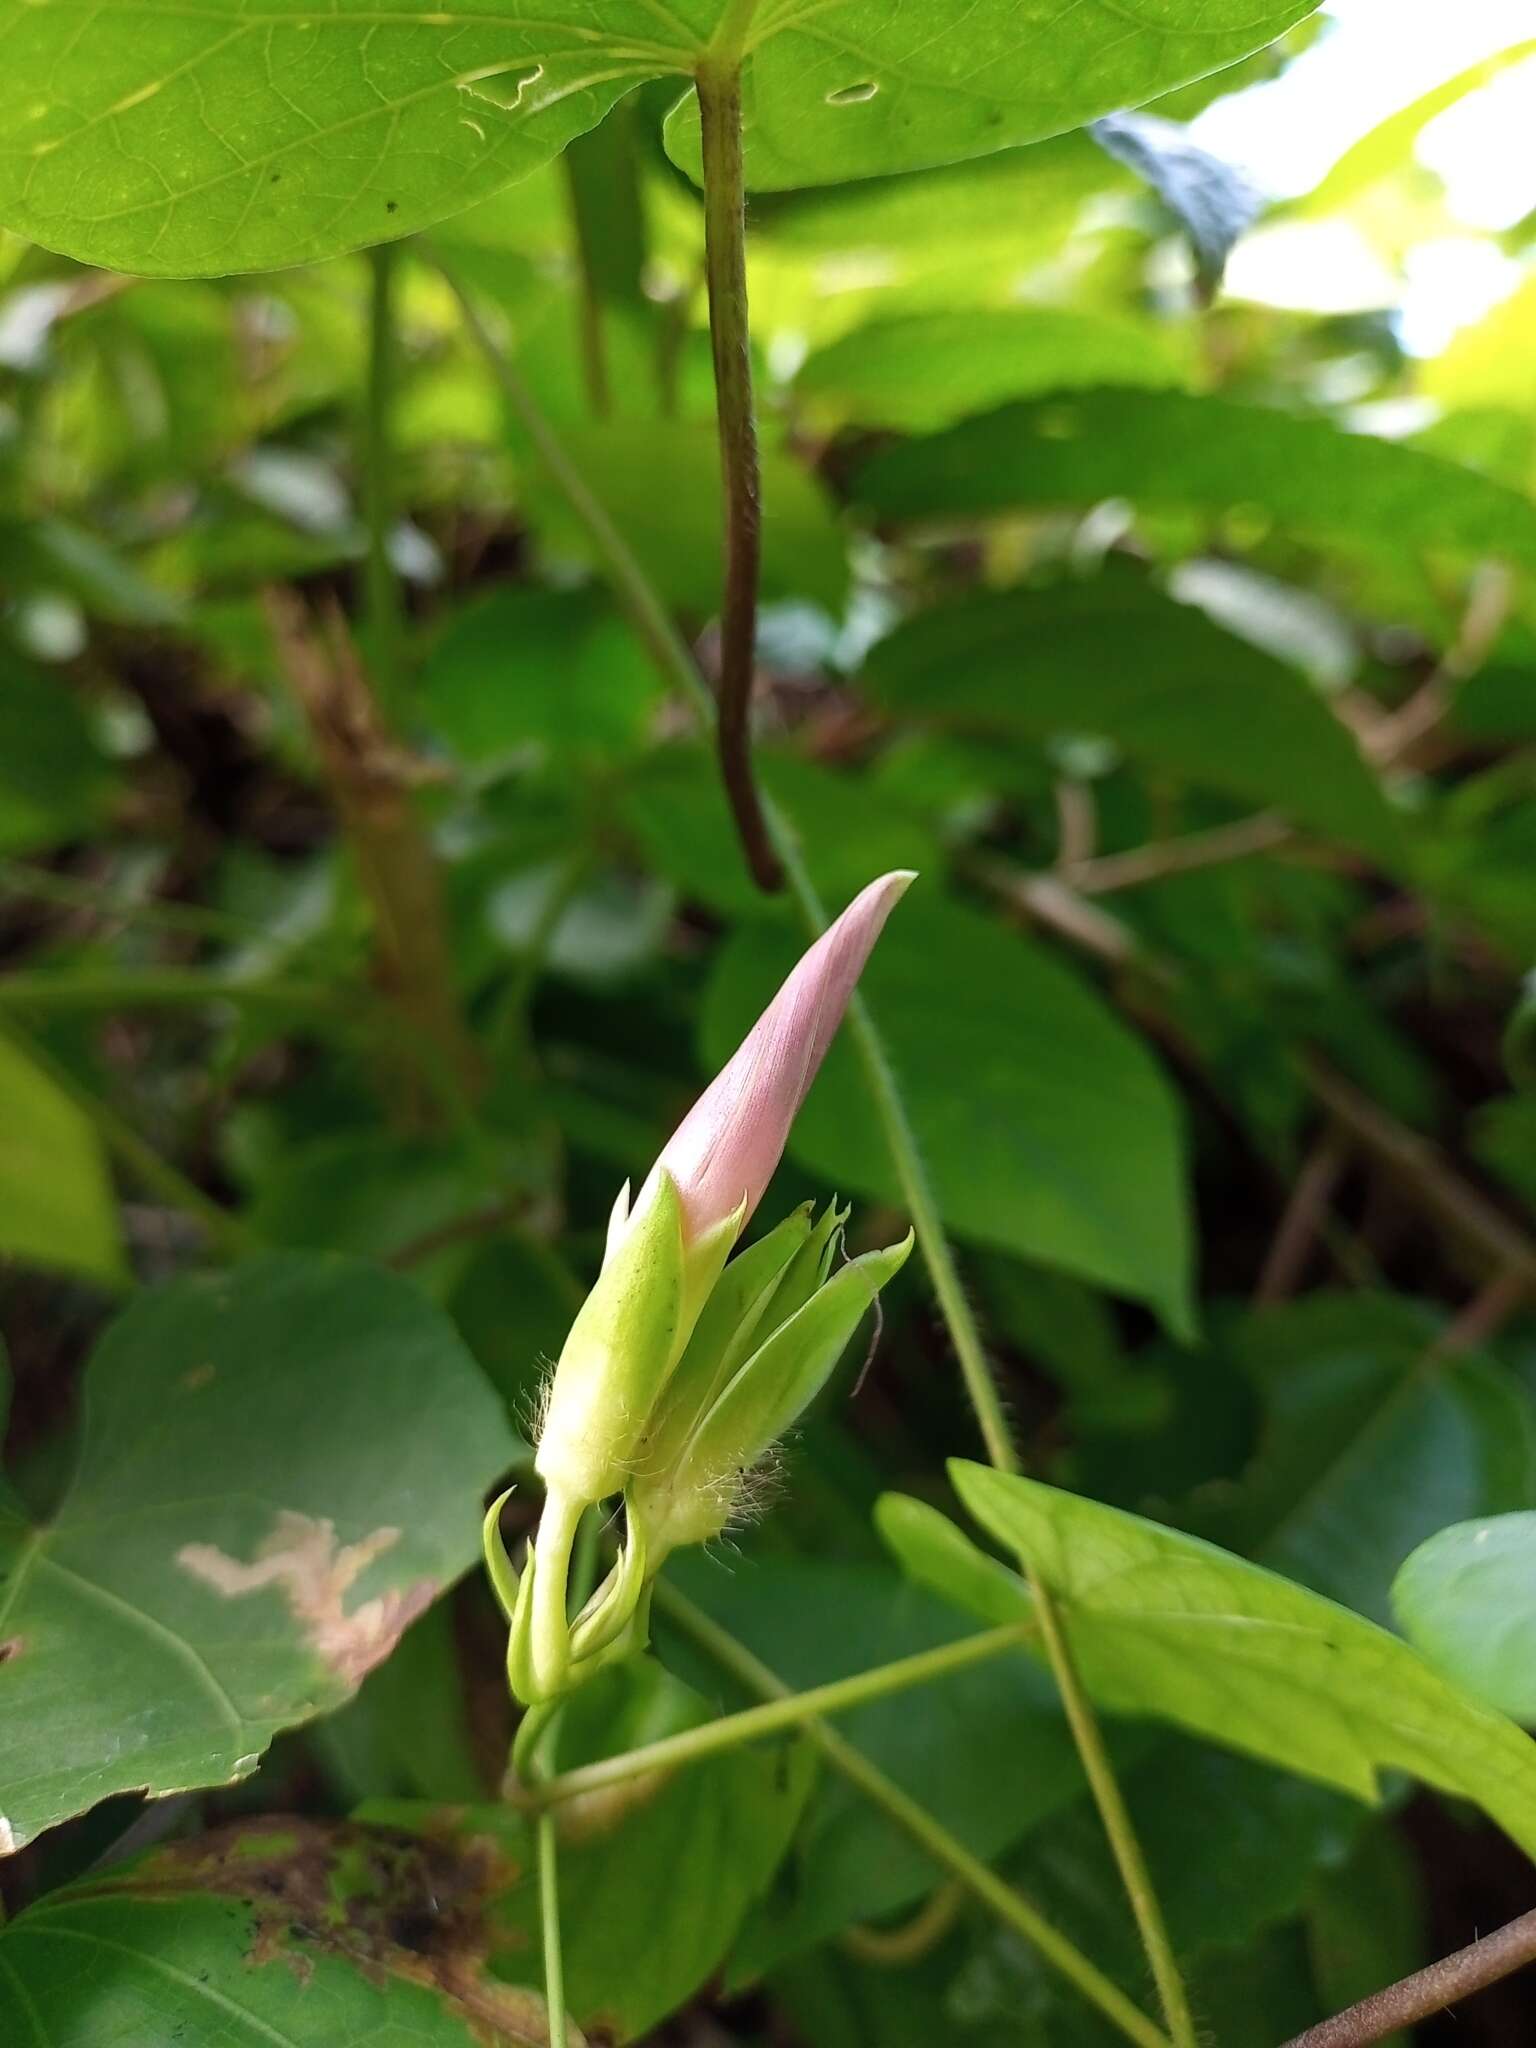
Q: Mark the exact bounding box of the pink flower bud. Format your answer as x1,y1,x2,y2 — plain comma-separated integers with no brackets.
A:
650,870,915,1244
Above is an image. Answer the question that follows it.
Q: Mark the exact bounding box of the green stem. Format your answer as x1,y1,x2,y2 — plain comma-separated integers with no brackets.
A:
562,151,611,417
529,1489,584,1700
0,862,258,941
363,241,406,710
4,1024,254,1260
440,261,1190,2044
0,971,343,1015
696,57,780,892
654,1579,1171,2048
537,1809,568,2047
537,1620,1035,1804
435,248,704,713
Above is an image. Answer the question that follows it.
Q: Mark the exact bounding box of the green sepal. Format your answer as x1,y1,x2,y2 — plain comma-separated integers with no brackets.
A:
637,1202,815,1484
481,1486,520,1626
536,1168,687,1505
569,1515,650,1663
688,1232,915,1479
764,1198,849,1329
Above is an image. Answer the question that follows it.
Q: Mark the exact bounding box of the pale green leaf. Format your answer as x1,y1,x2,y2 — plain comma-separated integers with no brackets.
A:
0,1252,519,1851
0,0,1324,273
665,0,1325,192
0,1032,124,1285
947,1460,1536,1857
795,307,1190,433
1393,1512,1536,1723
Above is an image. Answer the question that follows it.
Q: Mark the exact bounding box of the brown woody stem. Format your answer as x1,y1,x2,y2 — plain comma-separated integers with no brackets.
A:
1282,1906,1536,2048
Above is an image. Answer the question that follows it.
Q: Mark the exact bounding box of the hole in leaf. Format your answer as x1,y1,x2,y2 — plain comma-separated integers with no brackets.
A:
459,60,545,112
825,80,879,105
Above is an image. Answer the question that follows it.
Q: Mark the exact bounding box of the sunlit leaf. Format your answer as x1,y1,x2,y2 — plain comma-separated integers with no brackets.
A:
0,0,1324,272
856,387,1536,569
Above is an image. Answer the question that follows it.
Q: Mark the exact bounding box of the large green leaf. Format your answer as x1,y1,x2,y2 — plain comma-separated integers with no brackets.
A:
702,894,1193,1332
1393,1513,1536,1723
942,1461,1536,1856
855,387,1536,570
863,570,1403,862
0,1253,519,1852
0,1032,124,1286
0,1,1323,273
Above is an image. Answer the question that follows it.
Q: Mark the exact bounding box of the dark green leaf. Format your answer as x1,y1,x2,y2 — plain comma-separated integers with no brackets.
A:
0,661,117,858
1204,1295,1536,1624
657,1552,1083,1977
863,569,1403,862
0,1819,553,2045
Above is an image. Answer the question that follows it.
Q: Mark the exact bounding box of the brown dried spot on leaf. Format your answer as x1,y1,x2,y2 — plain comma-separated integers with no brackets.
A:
0,1636,24,1664
75,1817,567,2045
177,1511,436,1687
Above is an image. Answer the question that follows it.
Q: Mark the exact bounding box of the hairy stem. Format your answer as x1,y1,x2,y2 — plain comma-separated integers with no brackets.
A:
536,1620,1035,1804
697,59,781,892
1282,1905,1536,2048
362,241,406,710
653,1579,1171,2048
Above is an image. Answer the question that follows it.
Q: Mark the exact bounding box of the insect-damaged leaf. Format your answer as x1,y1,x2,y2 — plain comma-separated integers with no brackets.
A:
0,1253,519,1853
0,0,1325,273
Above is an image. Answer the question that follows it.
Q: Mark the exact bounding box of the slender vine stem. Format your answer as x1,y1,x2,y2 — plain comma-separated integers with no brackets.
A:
1281,1905,1536,2048
653,1579,1171,2048
696,56,781,892
363,241,406,711
535,1620,1035,1804
438,252,1189,2045
537,1808,568,2048
0,970,342,1015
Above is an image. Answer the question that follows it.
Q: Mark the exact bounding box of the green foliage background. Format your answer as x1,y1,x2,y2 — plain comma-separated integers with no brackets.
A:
3,3,1536,2043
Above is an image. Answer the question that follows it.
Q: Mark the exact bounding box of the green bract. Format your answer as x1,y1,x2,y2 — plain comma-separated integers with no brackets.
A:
631,1223,915,1559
